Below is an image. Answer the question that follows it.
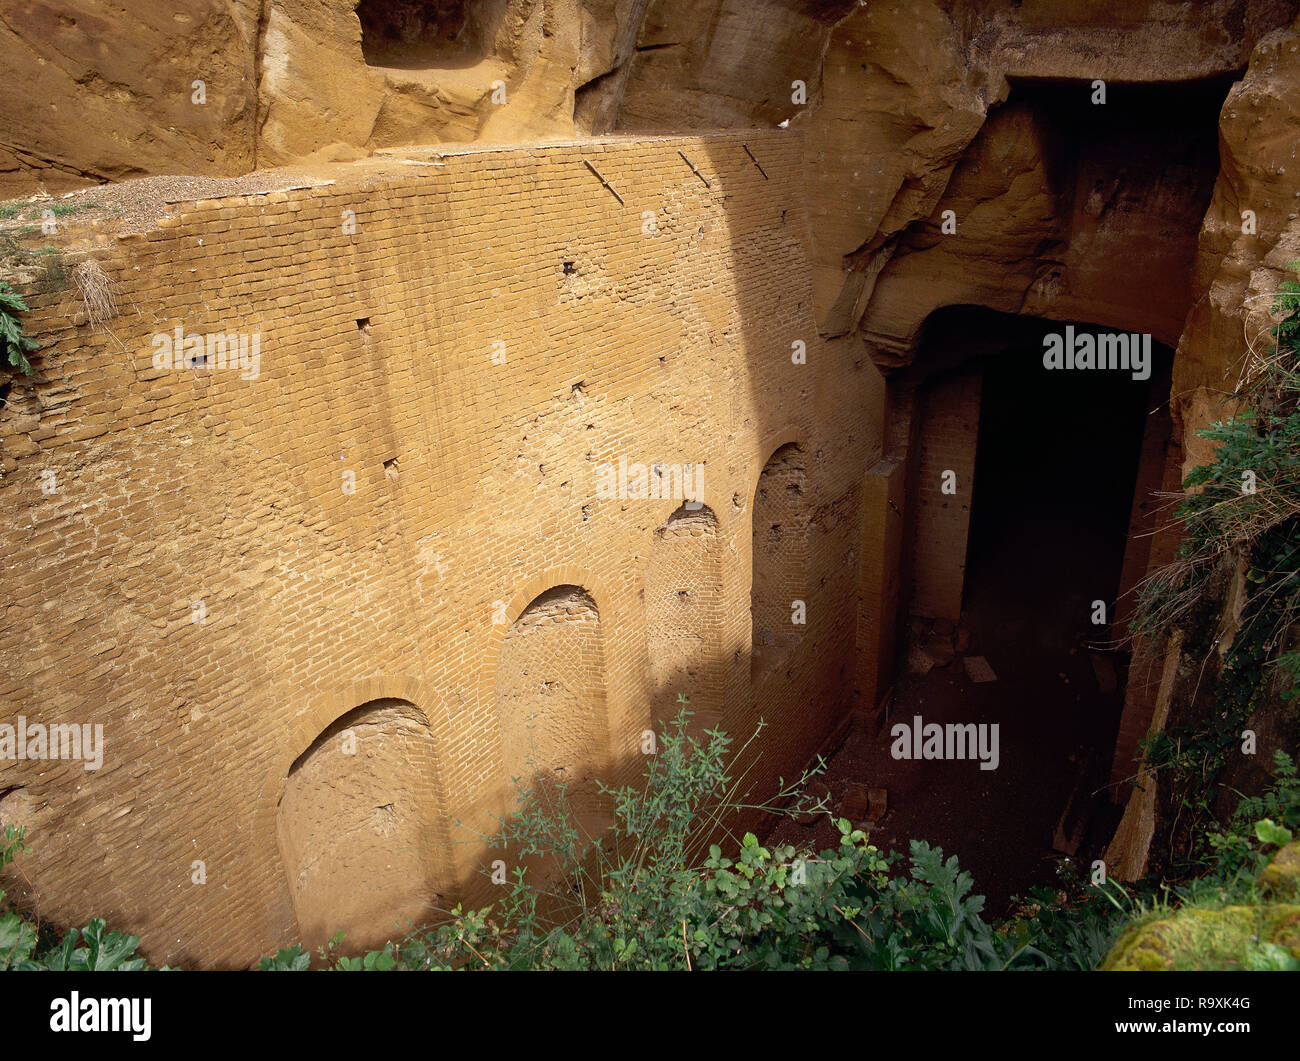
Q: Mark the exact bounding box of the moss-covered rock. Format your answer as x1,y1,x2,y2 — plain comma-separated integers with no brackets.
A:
1106,842,1300,969
1258,842,1300,903
1103,903,1300,970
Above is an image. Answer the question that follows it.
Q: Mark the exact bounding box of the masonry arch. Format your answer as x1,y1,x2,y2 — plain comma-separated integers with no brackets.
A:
275,697,443,955
493,584,609,814
750,441,808,679
646,502,724,731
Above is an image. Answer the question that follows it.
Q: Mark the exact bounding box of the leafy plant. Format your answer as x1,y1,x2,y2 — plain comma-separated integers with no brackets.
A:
1008,885,1132,971
0,823,151,971
1185,749,1300,897
0,281,38,374
266,713,1055,972
1130,263,1300,855
258,945,312,971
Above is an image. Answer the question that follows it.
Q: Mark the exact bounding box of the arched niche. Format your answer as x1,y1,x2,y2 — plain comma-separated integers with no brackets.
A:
493,585,608,807
275,698,441,954
646,503,724,730
751,443,808,678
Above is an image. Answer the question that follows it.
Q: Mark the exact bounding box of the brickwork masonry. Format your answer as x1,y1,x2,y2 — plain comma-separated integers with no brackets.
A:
0,131,885,967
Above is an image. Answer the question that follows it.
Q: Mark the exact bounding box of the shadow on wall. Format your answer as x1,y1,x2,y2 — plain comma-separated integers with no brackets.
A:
442,139,854,922
647,503,725,733
751,443,809,681
273,463,824,954
494,584,610,842
262,136,855,956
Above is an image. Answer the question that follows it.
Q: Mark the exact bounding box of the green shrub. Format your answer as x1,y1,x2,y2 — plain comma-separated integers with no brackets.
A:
262,713,1049,972
1132,263,1300,855
0,281,38,374
0,824,151,971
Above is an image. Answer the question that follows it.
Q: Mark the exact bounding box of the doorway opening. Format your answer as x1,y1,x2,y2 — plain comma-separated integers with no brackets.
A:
356,0,506,69
886,311,1173,910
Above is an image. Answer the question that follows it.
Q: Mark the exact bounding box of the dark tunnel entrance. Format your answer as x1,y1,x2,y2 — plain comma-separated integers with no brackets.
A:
964,324,1171,653
862,310,1174,913
895,313,1175,911
766,72,1227,911
958,323,1175,897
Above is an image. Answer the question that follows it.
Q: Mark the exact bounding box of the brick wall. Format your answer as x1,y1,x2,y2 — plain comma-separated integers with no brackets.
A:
751,442,808,676
277,699,442,953
0,130,883,966
646,506,725,730
855,457,904,708
909,365,983,620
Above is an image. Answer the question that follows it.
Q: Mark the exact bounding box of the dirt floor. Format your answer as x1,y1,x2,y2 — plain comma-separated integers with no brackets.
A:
766,524,1129,917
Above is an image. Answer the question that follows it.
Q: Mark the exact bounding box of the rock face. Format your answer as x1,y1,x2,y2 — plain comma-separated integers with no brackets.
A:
0,0,627,195
3,0,1298,219
256,0,594,167
590,0,857,132
1106,13,1300,877
0,0,259,194
1173,14,1300,473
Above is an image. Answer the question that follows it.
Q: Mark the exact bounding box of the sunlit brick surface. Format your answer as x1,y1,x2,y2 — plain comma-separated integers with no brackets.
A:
0,131,878,966
276,699,441,954
646,505,724,730
494,586,605,791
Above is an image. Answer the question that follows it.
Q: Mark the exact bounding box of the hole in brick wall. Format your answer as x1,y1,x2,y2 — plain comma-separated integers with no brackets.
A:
356,0,507,69
570,381,584,399
0,784,24,824
562,261,576,275
356,318,371,336
383,458,399,481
